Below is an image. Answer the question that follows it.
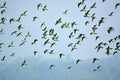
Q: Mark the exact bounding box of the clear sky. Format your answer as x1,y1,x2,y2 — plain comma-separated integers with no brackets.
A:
0,0,120,63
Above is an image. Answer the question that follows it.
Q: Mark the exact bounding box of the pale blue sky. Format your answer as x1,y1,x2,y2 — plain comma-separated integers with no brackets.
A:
0,0,120,62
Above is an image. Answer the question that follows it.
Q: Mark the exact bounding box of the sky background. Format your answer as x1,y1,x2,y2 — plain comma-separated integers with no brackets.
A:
0,0,120,80
0,0,120,63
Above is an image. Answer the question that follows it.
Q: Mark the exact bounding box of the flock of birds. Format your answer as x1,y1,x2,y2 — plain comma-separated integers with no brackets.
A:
0,0,120,72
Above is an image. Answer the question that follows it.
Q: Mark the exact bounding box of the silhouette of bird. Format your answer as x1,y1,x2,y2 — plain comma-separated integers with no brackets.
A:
78,2,84,8
75,40,81,45
26,31,31,37
109,39,114,43
20,10,27,16
0,2,7,9
71,22,77,28
102,0,106,2
10,53,15,57
44,39,50,46
21,59,27,67
1,9,6,14
49,50,54,54
93,58,99,63
16,32,22,37
50,42,56,48
1,56,5,61
68,43,73,47
71,44,77,51
0,17,6,24
9,18,15,24
61,22,70,28
107,27,115,34
67,66,72,69
42,5,48,11
98,17,105,26
49,64,55,69
95,36,100,40
31,39,38,45
69,32,74,38
80,5,86,12
63,10,68,14
106,46,112,55
40,22,45,27
84,10,90,17
44,49,48,54
73,29,79,34
37,3,42,10
49,29,54,35
17,24,23,31
16,16,21,22
55,18,62,25
0,42,4,48
19,38,27,46
115,3,120,9
94,66,101,72
90,2,96,9
33,16,38,21
34,51,38,55
108,12,114,16
113,51,119,55
59,53,64,58
76,59,81,64
85,21,90,26
0,29,3,34
8,41,14,47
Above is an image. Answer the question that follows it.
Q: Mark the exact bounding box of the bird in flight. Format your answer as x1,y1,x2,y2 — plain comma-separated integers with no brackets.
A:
31,39,38,45
93,58,99,63
93,66,101,72
42,5,48,11
59,53,64,58
37,3,42,10
10,53,15,57
115,3,120,9
49,64,55,70
8,41,14,48
1,56,5,61
33,16,39,21
21,59,27,67
55,18,62,25
0,29,3,34
76,59,81,64
9,18,15,24
63,10,68,14
20,10,27,16
0,2,7,9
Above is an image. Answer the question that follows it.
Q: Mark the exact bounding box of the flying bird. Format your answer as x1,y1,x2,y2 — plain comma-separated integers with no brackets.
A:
33,16,38,21
1,56,5,61
44,39,50,46
0,17,6,24
71,22,77,28
90,2,96,9
37,3,42,10
31,39,38,45
0,29,3,34
115,3,120,9
20,10,27,16
17,24,24,31
16,32,22,37
98,17,105,26
59,53,64,58
34,51,39,55
10,53,15,57
108,12,114,16
67,66,72,69
8,41,14,48
107,27,115,34
0,2,7,9
9,18,15,24
76,59,81,64
1,9,6,14
63,10,68,14
93,66,101,72
21,59,27,67
93,58,99,63
49,64,55,69
16,16,21,22
55,18,62,25
42,5,48,11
